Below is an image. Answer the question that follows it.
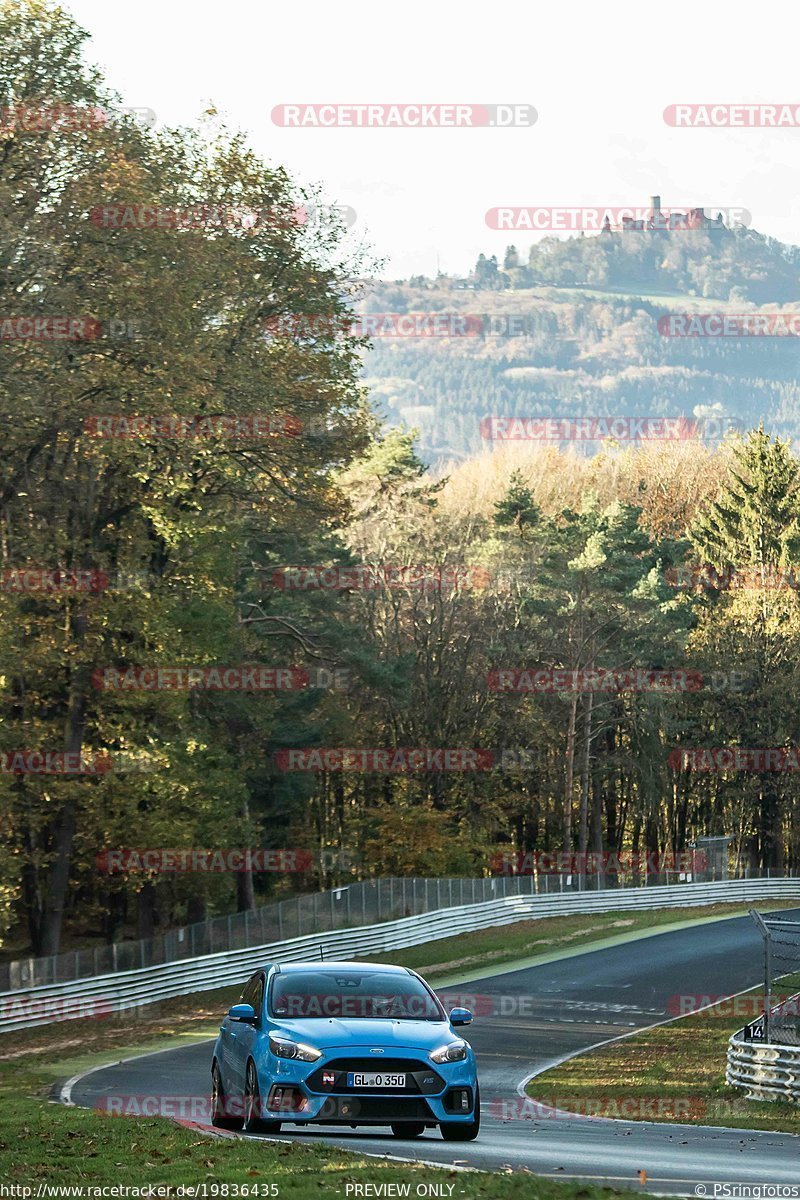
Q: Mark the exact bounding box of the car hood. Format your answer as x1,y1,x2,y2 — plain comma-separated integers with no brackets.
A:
269,1017,459,1051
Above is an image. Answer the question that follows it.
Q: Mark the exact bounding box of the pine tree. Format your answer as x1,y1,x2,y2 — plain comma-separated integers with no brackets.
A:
691,427,800,574
493,471,540,539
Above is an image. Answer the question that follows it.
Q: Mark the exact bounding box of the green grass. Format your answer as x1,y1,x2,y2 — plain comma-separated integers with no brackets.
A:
6,898,798,1069
0,1057,649,1198
3,898,798,1193
369,901,797,979
526,976,800,1135
0,1079,647,1197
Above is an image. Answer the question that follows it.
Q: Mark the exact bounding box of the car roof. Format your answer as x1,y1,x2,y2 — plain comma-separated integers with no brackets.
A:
271,961,412,975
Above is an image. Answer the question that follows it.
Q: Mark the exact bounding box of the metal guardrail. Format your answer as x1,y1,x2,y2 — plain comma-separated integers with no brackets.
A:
6,868,752,992
3,876,799,1035
726,1031,800,1103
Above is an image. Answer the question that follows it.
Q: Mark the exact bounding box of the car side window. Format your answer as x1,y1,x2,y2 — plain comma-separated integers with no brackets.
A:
251,975,264,1018
240,975,257,1006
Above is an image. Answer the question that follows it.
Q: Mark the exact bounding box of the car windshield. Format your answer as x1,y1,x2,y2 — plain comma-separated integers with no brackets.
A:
270,970,445,1020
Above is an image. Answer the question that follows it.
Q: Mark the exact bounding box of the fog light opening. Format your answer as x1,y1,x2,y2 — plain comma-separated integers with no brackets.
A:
267,1085,307,1114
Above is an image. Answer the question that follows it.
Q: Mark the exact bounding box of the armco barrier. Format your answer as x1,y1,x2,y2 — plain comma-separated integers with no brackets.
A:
7,870,791,991
3,876,799,1035
727,1032,800,1103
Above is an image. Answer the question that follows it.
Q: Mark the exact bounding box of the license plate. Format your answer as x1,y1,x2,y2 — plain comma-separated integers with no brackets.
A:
347,1072,406,1088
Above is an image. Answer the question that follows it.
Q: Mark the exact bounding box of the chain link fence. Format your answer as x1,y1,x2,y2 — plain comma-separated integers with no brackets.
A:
743,909,800,1046
3,864,797,994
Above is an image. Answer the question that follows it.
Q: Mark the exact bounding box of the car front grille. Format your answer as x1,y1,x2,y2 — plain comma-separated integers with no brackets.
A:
306,1057,444,1096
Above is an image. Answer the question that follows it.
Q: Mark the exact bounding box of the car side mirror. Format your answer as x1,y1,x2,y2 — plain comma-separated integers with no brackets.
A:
449,1006,473,1026
228,1003,257,1024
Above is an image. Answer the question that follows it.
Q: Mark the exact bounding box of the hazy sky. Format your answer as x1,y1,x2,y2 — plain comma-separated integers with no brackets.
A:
67,0,800,278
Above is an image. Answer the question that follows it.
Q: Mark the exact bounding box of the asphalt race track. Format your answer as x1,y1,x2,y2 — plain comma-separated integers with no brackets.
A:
66,909,800,1196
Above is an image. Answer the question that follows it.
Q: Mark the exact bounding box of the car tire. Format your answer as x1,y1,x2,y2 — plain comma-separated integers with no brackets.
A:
391,1123,426,1138
211,1062,243,1129
243,1060,282,1135
439,1084,480,1141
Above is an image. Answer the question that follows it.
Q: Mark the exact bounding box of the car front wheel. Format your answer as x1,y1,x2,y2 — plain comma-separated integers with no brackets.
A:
211,1062,243,1130
243,1061,282,1135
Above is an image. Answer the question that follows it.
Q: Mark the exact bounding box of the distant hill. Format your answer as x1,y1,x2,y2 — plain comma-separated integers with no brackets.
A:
361,225,800,465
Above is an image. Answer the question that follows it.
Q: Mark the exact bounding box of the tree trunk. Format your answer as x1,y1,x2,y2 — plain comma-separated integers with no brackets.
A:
237,792,256,911
38,645,90,956
136,881,157,939
562,694,578,848
578,690,594,854
237,867,256,913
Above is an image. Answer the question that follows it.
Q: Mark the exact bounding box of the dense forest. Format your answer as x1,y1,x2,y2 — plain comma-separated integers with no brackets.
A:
366,229,800,464
2,2,800,962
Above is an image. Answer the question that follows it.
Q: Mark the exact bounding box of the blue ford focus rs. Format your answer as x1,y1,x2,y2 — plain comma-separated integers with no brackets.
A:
211,960,479,1140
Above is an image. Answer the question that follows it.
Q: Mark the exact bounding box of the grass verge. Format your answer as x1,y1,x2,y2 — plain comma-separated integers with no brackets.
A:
525,975,800,1135
4,899,798,1067
2,898,797,1193
0,1080,646,1197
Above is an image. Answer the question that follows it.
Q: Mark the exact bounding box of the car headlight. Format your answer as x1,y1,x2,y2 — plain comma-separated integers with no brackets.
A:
430,1040,468,1064
268,1035,322,1062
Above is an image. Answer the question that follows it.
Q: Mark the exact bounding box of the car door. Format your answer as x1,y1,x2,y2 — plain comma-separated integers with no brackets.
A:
226,974,260,1096
234,972,264,1088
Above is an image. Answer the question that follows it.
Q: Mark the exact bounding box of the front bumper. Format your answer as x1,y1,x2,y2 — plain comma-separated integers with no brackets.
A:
259,1049,477,1125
